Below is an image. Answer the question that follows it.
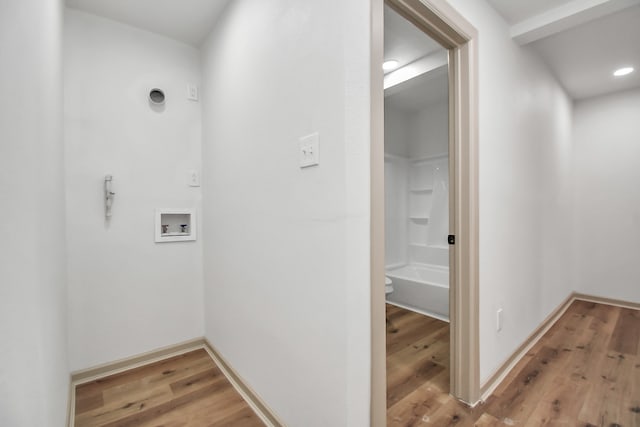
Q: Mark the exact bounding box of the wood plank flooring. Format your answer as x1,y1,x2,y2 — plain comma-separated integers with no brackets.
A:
386,301,640,426
74,349,264,427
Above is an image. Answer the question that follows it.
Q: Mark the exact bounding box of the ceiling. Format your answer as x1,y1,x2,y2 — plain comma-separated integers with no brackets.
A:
486,0,640,100
486,0,577,25
65,0,639,100
65,0,231,46
384,5,443,71
384,5,448,112
381,0,640,109
529,6,640,99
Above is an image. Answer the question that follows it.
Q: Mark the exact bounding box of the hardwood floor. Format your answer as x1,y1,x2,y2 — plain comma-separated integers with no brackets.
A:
74,349,264,427
386,303,452,424
386,300,640,426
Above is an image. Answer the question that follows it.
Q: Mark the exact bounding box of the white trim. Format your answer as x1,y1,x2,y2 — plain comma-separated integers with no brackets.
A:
72,345,200,386
68,339,202,426
70,338,203,385
67,377,74,427
574,293,640,311
202,341,283,427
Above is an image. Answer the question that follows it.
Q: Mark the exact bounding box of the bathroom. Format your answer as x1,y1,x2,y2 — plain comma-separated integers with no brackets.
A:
384,5,450,323
383,6,453,413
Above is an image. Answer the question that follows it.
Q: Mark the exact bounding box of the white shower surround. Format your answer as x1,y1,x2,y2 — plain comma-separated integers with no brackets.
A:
385,152,450,267
385,151,450,319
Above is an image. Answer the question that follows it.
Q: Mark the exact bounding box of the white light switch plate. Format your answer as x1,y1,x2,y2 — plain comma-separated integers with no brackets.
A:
187,84,198,101
299,132,319,168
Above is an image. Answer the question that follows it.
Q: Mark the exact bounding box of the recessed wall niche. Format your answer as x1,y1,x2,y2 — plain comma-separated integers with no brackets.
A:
155,208,196,242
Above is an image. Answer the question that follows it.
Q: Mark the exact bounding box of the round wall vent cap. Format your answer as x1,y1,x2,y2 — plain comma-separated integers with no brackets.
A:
149,88,165,104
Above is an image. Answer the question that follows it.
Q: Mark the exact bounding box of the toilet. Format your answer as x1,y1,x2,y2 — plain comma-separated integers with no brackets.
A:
385,276,394,294
385,276,397,332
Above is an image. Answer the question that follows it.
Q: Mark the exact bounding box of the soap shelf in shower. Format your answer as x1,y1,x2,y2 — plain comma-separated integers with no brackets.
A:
409,216,430,222
409,243,429,248
410,187,433,193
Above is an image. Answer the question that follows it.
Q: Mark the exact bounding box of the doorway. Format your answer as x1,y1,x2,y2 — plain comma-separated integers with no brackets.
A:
383,3,452,414
370,1,480,425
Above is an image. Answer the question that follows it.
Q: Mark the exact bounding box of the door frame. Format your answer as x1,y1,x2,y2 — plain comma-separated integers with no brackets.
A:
370,0,479,424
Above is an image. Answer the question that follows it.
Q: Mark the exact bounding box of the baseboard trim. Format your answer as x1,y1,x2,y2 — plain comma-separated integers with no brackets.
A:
203,339,284,427
68,338,204,427
66,337,282,427
479,291,640,401
574,293,640,311
479,292,576,400
70,337,204,385
66,376,74,427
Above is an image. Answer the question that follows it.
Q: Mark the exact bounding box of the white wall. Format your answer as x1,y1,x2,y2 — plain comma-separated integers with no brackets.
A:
572,88,640,303
446,0,575,383
0,0,69,425
200,0,372,425
384,106,410,157
384,155,409,267
385,95,448,160
385,105,409,267
408,102,449,158
64,9,204,371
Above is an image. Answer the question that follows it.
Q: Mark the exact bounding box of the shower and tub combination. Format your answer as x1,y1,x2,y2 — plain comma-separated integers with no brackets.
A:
385,153,450,321
383,30,451,321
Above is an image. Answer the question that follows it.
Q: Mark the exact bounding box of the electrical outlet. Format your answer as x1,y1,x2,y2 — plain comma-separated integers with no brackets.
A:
299,132,319,168
496,308,503,332
188,169,200,187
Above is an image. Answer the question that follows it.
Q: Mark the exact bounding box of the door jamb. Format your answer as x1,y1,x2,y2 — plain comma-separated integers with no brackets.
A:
370,0,479,424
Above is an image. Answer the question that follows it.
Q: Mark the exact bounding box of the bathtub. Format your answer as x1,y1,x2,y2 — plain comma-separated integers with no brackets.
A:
386,263,449,322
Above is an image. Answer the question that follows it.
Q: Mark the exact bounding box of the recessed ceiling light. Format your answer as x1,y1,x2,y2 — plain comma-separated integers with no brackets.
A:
613,67,634,77
383,60,399,72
